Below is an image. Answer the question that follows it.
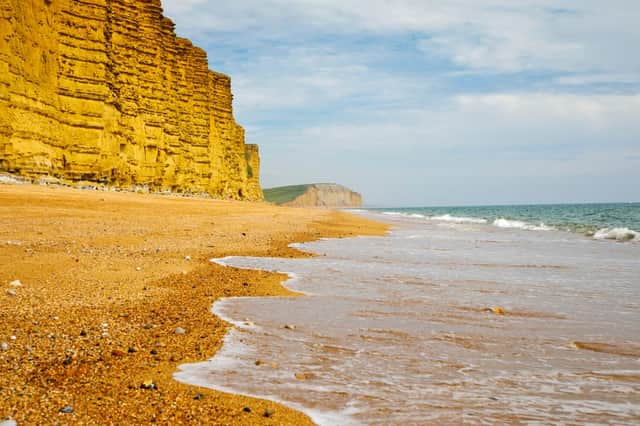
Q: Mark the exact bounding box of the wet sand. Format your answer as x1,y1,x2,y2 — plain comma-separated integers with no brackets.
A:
0,184,388,425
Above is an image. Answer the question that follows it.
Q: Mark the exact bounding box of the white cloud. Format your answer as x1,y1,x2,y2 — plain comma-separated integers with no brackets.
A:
164,0,640,78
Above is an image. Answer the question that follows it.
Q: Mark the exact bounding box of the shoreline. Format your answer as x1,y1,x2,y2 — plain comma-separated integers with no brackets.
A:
0,183,388,425
178,212,640,424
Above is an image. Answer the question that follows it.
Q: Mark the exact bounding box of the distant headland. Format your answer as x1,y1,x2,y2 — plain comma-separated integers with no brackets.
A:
263,183,362,207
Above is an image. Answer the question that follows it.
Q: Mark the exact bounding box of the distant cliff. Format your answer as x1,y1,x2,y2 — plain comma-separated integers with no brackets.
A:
264,184,362,208
0,0,262,200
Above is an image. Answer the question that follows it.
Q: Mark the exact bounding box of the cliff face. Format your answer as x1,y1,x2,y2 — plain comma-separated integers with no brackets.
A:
0,0,262,200
265,184,362,208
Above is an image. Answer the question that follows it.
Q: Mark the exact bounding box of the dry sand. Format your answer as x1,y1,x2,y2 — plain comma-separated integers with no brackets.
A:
0,184,388,425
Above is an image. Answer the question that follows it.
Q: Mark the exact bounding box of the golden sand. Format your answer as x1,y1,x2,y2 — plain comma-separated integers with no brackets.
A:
0,184,388,425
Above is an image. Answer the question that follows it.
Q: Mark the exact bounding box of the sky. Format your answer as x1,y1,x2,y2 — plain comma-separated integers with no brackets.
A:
162,0,640,207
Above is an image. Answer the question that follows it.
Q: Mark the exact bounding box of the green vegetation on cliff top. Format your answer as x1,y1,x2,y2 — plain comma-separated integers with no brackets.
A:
263,184,310,204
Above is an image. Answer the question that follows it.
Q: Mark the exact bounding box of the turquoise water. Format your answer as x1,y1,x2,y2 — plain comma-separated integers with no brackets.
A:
370,203,640,241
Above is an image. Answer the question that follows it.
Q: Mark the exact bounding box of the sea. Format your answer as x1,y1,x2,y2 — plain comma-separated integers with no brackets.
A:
175,203,640,425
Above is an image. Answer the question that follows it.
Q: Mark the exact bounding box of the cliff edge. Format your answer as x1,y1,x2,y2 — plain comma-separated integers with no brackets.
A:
0,0,262,200
264,183,362,208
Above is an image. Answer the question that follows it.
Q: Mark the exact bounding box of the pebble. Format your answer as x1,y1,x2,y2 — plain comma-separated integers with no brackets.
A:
9,336,16,341
80,330,87,336
1,342,7,351
59,406,74,414
174,327,185,335
242,406,252,413
127,347,137,353
184,255,191,261
140,379,156,390
135,267,141,271
150,349,158,355
193,393,203,400
283,324,296,330
9,280,22,287
294,372,314,380
6,290,16,296
263,409,275,418
0,418,17,426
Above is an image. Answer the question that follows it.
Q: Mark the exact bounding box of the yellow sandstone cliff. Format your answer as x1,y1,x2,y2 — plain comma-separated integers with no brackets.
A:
0,0,263,200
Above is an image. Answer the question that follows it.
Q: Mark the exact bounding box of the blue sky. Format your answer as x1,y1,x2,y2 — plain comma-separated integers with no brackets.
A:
162,0,640,207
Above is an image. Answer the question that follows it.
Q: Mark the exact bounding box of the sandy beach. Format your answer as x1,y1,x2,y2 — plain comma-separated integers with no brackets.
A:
0,183,387,425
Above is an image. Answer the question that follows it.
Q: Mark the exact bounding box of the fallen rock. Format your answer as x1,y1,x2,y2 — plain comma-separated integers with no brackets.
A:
9,280,21,287
59,406,74,414
193,393,203,400
174,327,185,335
1,342,7,351
490,307,506,315
185,255,191,261
242,406,252,413
6,290,16,297
283,324,296,330
0,417,17,426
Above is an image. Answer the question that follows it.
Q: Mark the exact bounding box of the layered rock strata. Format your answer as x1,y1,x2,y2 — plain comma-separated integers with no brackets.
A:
0,0,262,200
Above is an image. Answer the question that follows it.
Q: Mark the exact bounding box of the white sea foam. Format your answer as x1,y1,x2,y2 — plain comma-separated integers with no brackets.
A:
382,211,425,219
593,227,638,242
429,214,488,224
493,218,553,231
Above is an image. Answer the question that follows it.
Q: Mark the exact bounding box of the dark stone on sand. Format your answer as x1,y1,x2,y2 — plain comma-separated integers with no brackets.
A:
140,380,156,390
127,347,137,353
62,357,72,366
59,406,74,414
193,393,204,400
263,409,275,418
79,330,87,336
242,406,252,413
150,349,158,355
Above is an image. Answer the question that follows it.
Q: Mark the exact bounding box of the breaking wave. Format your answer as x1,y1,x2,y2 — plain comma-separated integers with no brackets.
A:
429,214,488,224
492,218,553,231
593,228,639,242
